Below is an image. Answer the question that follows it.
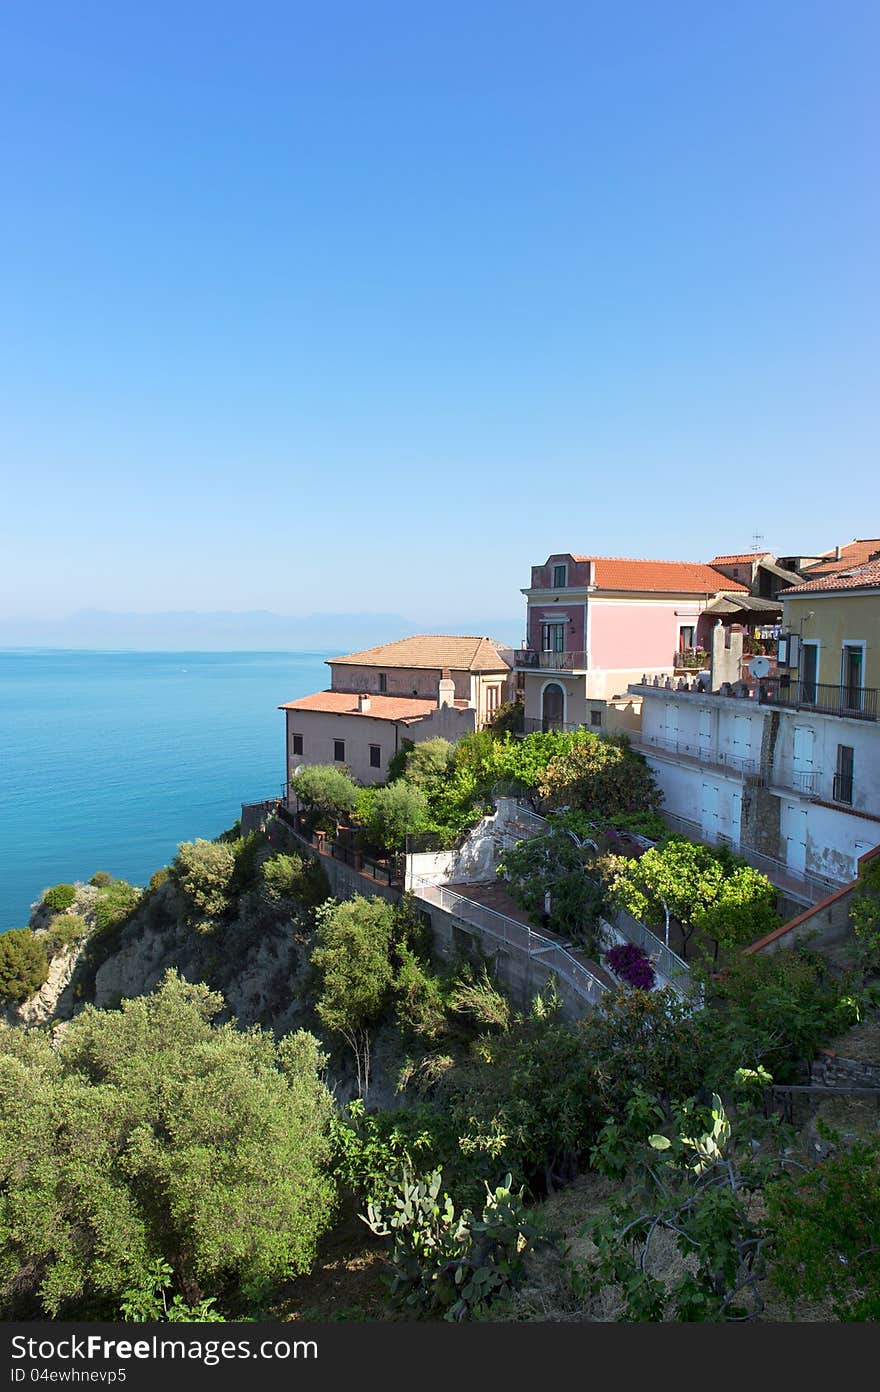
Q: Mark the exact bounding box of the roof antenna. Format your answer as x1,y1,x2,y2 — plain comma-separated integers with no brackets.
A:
751,531,764,553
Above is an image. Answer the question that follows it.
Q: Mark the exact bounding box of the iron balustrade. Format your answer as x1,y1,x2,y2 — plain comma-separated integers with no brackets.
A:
757,677,878,721
514,649,589,671
660,810,844,903
410,877,609,1008
633,731,762,776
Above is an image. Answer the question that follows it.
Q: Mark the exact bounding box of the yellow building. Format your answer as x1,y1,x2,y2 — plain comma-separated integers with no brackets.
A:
778,558,880,715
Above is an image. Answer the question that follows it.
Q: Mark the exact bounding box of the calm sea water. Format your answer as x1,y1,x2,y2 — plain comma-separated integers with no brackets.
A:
0,650,334,931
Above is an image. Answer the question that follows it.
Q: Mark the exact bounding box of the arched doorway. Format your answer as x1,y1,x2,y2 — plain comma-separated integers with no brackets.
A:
541,682,565,732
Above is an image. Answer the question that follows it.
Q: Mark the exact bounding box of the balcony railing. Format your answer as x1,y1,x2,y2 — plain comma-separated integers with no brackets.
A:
672,647,708,670
757,678,879,721
518,716,599,737
514,649,589,671
633,731,762,776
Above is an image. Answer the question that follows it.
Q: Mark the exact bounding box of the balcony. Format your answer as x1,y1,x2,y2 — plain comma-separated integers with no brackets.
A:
757,678,879,721
514,648,588,671
632,731,762,777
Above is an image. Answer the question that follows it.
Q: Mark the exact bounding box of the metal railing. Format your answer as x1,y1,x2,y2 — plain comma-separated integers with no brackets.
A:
660,810,844,903
276,803,403,887
514,649,589,671
768,767,821,797
633,731,762,776
672,648,708,670
411,877,609,1008
757,678,879,722
606,908,694,999
518,716,598,737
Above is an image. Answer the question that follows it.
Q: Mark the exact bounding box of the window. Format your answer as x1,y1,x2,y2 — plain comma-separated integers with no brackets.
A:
369,744,381,768
834,745,854,805
800,641,819,704
552,563,568,588
590,709,602,727
542,622,566,653
678,625,695,652
841,644,864,712
378,673,387,693
292,733,303,756
333,739,345,762
485,685,501,716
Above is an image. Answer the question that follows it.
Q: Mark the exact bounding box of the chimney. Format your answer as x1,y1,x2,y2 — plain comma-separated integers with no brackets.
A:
357,694,371,712
835,544,842,560
438,669,455,708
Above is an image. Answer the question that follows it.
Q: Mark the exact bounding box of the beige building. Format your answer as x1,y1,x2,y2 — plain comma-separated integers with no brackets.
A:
281,634,514,786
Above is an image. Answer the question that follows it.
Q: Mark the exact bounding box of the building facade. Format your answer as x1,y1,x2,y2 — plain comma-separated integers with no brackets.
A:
516,553,747,734
281,634,513,786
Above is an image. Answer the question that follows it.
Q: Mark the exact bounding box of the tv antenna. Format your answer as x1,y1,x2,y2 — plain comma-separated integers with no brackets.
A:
751,531,765,553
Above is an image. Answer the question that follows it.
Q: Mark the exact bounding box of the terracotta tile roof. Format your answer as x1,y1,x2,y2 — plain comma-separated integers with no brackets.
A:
710,552,770,564
784,558,880,595
568,557,748,594
327,634,511,672
279,690,449,723
801,539,880,580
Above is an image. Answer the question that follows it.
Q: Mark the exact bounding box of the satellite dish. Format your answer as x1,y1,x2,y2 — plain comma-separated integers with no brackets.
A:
750,655,771,679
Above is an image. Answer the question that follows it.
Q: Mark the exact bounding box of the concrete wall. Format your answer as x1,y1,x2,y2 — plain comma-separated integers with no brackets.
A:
771,707,880,822
745,880,857,957
526,597,586,656
407,704,478,745
418,898,589,1021
784,593,880,688
330,662,471,701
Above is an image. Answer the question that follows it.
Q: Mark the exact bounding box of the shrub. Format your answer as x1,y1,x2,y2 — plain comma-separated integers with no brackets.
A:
260,850,329,911
170,840,236,925
45,914,88,957
93,880,142,934
403,738,455,791
311,896,397,1099
850,853,880,972
0,972,337,1318
360,781,430,853
605,943,656,990
42,884,76,913
498,830,606,955
89,871,113,888
486,700,524,736
290,764,359,832
0,928,49,1003
148,867,169,895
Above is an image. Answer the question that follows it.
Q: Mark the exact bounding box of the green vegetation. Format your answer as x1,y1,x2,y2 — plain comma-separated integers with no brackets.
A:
45,914,88,956
850,852,880,974
42,884,76,913
311,896,398,1101
0,972,336,1319
0,928,49,1003
259,849,329,911
605,836,781,960
291,764,359,831
358,781,430,852
93,879,142,934
497,829,607,955
170,839,236,925
88,871,113,888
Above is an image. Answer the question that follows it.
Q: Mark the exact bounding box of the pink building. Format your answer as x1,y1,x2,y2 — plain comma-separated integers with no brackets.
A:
517,553,748,732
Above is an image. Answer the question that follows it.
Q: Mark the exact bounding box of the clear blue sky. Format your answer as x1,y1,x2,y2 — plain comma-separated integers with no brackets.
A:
1,1,877,630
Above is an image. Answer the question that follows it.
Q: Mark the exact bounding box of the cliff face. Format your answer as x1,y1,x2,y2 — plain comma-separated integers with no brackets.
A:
11,879,315,1040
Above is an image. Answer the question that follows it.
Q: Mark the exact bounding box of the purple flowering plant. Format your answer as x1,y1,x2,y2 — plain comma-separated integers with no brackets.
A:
605,942,656,990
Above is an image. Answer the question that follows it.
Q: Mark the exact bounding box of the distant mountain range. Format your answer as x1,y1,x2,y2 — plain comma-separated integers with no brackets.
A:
0,609,523,653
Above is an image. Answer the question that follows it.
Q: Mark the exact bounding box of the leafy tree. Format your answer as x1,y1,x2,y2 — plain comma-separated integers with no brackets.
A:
259,849,329,911
498,830,607,955
310,895,397,1100
767,1132,880,1320
170,840,236,927
42,884,76,912
89,871,113,888
538,733,662,817
290,764,359,831
486,700,524,736
0,972,336,1319
0,928,49,1003
607,837,779,960
404,738,455,790
850,853,880,974
360,780,430,852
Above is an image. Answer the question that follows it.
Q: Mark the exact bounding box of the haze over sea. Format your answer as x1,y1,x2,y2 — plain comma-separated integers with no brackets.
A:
0,649,334,931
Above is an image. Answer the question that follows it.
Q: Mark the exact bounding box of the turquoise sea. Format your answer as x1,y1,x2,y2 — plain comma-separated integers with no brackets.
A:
0,650,334,931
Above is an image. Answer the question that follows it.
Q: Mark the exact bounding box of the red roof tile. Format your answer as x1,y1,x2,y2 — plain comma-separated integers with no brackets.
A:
569,557,748,594
784,558,880,595
329,635,511,671
279,690,454,723
801,539,880,580
710,552,769,564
